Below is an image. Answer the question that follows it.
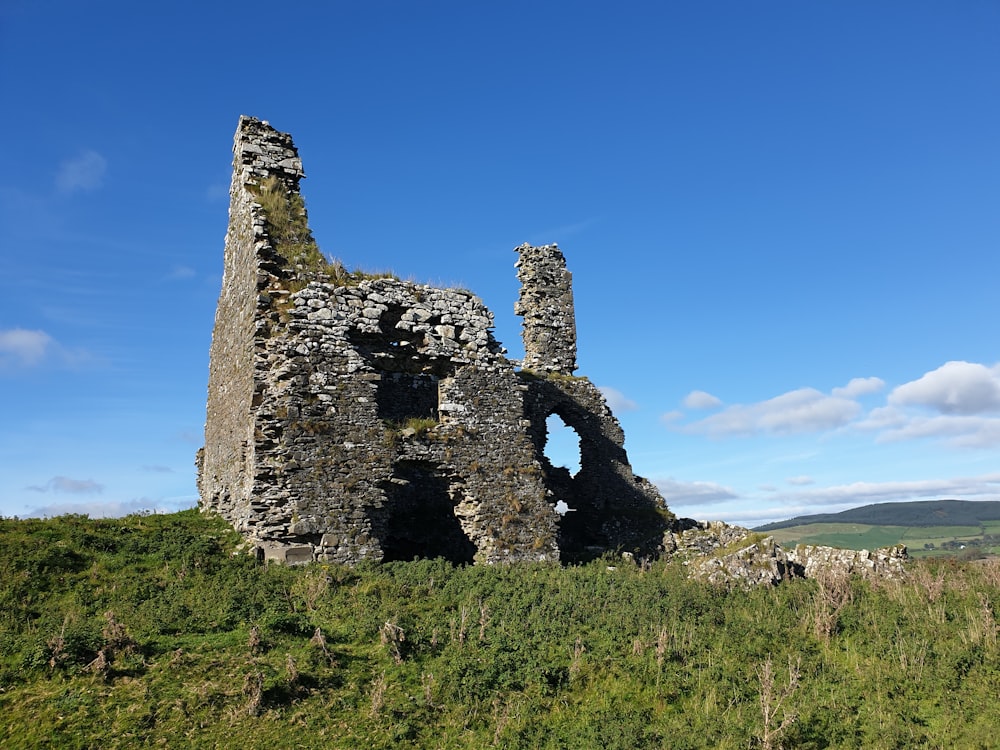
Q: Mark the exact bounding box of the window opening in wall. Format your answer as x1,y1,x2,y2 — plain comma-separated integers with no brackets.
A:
544,413,582,477
376,373,439,422
537,409,606,564
379,461,476,565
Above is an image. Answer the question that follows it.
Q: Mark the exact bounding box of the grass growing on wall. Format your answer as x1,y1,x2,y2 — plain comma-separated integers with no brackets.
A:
251,176,397,288
251,175,336,279
1,510,998,749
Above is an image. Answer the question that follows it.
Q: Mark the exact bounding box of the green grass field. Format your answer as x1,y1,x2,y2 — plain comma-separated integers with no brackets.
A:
3,510,1000,748
768,522,999,558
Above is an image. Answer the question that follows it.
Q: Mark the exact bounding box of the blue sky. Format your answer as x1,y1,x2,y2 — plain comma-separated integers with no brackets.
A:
1,1,998,526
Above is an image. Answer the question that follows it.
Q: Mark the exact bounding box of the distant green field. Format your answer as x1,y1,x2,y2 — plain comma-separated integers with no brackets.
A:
903,525,982,539
767,522,998,557
768,524,906,551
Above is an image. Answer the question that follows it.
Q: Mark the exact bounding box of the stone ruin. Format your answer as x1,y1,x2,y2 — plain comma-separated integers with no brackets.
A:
197,116,672,566
197,116,908,585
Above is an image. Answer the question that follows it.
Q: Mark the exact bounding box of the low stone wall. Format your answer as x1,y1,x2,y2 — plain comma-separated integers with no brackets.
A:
665,519,908,587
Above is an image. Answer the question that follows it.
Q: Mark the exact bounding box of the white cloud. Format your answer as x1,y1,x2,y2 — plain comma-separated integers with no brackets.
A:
654,477,738,505
0,328,52,367
832,377,885,398
0,328,94,371
786,475,814,486
778,473,1000,507
875,414,1000,448
27,476,104,494
856,405,908,432
599,386,637,412
852,362,1000,448
660,410,684,424
683,387,861,437
889,361,1000,415
683,390,722,409
55,150,107,193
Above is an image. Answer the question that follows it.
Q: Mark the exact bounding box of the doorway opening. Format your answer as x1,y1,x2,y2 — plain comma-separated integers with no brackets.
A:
378,460,476,565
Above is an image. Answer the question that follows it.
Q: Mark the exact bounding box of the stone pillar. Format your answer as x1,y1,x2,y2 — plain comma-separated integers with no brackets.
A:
514,243,577,374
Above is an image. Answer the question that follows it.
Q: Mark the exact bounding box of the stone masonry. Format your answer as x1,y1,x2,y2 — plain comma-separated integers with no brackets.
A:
198,116,672,565
515,243,577,374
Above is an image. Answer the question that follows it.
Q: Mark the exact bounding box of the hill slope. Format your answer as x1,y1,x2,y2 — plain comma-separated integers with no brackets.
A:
752,500,1000,557
754,499,1000,531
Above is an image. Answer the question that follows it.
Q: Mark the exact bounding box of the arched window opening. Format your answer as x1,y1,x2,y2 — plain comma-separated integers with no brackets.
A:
537,410,606,564
544,413,582,477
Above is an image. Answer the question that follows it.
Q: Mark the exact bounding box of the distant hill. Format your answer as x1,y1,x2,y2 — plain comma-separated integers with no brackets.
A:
752,499,1000,557
754,499,1000,532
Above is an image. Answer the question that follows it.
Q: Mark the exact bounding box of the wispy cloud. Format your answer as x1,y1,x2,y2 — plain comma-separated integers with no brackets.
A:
683,390,722,409
832,377,885,398
775,473,1000,508
27,476,104,494
141,465,174,474
0,328,52,367
654,477,738,505
786,475,815,486
0,327,94,371
165,265,196,281
667,375,888,439
680,386,862,437
871,412,1000,448
55,150,107,193
599,386,637,412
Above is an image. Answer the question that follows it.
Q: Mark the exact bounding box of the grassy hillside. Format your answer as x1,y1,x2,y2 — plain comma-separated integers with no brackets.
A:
756,499,1000,530
1,511,999,748
755,501,1000,557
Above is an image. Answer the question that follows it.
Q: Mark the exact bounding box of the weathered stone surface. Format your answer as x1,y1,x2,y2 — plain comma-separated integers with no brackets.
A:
666,519,908,588
787,543,907,581
514,243,577,374
198,117,672,565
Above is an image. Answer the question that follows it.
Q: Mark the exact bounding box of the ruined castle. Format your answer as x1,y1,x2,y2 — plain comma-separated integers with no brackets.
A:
197,116,671,565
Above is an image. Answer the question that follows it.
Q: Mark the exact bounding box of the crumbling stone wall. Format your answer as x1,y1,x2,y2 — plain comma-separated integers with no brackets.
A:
198,116,671,565
664,520,908,588
515,243,577,374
